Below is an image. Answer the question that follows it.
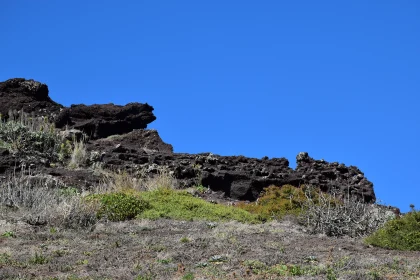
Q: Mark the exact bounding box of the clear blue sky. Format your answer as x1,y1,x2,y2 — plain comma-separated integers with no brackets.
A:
2,1,419,212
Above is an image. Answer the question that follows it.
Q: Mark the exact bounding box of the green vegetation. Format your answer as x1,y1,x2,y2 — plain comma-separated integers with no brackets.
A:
182,272,195,280
241,259,344,278
365,206,420,251
2,231,16,238
235,185,316,220
86,191,150,222
29,252,49,265
136,187,261,223
180,236,190,243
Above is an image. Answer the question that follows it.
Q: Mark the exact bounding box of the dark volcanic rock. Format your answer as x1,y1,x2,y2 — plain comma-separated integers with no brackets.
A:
0,78,377,205
92,142,376,203
0,148,13,174
91,129,173,159
0,78,63,120
55,103,156,139
295,152,375,202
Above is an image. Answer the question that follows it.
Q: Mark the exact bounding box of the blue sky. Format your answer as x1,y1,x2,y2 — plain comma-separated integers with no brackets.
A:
2,1,419,212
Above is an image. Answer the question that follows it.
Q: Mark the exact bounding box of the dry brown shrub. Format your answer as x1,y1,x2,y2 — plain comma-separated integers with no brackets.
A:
0,171,98,228
299,185,393,237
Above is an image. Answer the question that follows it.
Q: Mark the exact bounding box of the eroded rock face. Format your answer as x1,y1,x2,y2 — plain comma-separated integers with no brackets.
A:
54,103,156,139
92,139,375,202
0,78,63,119
0,78,377,204
295,152,375,202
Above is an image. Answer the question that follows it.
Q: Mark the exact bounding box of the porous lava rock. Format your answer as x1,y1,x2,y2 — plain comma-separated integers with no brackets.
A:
0,78,377,205
295,152,375,202
92,139,376,202
54,103,156,139
0,78,63,119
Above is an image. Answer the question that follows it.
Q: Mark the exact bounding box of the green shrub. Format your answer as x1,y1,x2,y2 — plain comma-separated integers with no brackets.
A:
365,207,420,251
137,187,260,223
86,192,150,222
235,185,311,220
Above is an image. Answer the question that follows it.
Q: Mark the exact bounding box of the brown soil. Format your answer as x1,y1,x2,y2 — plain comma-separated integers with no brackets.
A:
1,213,419,280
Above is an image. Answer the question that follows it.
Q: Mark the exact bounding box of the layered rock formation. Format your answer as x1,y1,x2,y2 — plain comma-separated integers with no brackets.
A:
0,78,376,203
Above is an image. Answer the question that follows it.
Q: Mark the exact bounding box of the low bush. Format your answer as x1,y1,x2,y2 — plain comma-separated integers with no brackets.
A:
365,206,420,251
299,185,393,237
86,191,150,222
137,187,261,223
235,185,313,220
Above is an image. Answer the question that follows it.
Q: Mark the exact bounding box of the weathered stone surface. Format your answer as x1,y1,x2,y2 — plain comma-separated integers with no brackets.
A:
92,140,375,202
295,152,375,203
0,78,63,120
54,103,156,139
0,78,377,205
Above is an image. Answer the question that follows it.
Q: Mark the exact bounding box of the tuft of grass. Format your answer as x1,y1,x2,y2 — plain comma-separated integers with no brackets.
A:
182,272,195,280
2,231,16,238
365,206,420,251
86,191,150,222
143,168,178,191
180,236,190,243
68,138,87,169
29,252,49,265
137,187,261,223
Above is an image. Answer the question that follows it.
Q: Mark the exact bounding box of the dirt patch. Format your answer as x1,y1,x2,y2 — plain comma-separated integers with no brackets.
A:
0,216,419,279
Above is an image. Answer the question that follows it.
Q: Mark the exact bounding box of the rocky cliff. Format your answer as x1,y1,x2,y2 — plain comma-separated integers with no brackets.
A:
0,78,376,203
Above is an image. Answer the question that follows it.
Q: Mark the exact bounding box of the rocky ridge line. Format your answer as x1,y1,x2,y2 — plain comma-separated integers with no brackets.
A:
0,78,376,203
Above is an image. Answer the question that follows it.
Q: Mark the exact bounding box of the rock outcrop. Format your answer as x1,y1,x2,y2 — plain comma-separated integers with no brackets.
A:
0,78,63,120
0,78,377,204
295,152,375,203
92,143,375,202
54,103,156,139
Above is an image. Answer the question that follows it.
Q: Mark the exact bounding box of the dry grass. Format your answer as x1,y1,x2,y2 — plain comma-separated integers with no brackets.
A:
1,219,419,279
0,110,63,159
68,138,88,169
0,170,98,228
92,166,178,194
